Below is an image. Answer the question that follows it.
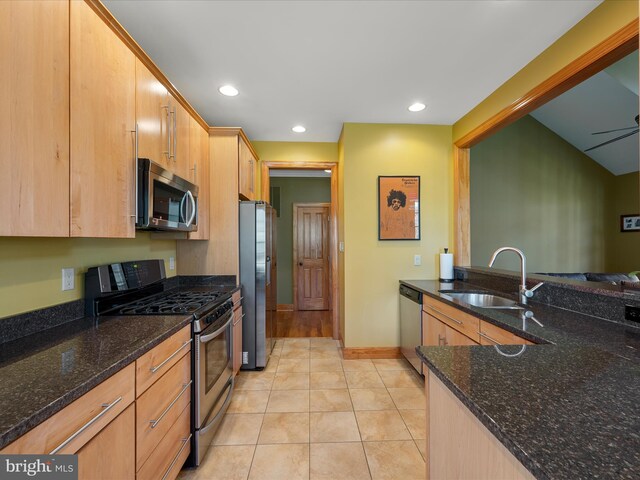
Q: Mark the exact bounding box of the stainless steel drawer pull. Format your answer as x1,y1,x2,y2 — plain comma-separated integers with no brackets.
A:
161,433,192,480
49,396,123,454
150,381,192,429
479,332,501,345
150,339,192,373
426,305,463,326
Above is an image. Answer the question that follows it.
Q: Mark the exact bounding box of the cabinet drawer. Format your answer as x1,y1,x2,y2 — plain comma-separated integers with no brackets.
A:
2,363,135,455
137,403,191,480
479,321,534,346
136,325,191,396
232,290,242,309
423,312,478,347
423,296,480,342
136,352,191,470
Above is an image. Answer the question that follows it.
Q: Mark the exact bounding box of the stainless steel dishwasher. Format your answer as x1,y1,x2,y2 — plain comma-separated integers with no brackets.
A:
399,284,423,375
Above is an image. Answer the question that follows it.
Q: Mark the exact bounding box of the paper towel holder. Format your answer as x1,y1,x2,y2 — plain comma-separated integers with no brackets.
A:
439,248,454,283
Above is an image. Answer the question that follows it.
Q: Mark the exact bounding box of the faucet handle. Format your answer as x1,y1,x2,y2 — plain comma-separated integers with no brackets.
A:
524,282,544,298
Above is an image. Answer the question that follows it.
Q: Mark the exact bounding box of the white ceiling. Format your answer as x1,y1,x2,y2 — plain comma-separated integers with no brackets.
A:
530,52,639,176
104,0,601,142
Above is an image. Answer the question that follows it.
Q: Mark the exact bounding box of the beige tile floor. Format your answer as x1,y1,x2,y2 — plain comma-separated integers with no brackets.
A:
179,338,426,480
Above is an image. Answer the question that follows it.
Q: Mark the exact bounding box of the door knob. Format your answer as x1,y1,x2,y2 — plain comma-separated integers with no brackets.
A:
298,262,303,266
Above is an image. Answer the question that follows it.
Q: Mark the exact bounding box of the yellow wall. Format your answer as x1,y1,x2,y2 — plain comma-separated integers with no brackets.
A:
453,0,639,142
0,233,176,319
337,129,346,342
342,123,453,347
607,171,640,272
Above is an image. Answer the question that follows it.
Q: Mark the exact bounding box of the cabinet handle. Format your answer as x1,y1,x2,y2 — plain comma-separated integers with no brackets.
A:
437,334,447,346
479,331,502,345
161,434,192,480
192,162,197,182
49,396,123,454
162,105,171,158
172,107,177,161
150,380,192,429
150,339,192,374
426,305,463,326
130,124,139,220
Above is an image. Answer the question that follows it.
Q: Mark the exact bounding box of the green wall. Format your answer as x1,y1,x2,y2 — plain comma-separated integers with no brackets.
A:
607,171,640,272
470,114,639,274
0,233,176,319
270,177,331,304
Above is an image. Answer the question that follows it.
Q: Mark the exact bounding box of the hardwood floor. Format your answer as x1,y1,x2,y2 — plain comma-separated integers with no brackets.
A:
274,310,333,338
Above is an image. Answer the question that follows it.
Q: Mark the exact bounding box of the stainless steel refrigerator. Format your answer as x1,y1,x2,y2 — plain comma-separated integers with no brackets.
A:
239,201,276,369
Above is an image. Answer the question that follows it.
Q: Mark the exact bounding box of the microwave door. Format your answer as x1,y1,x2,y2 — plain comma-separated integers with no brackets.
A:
180,190,197,228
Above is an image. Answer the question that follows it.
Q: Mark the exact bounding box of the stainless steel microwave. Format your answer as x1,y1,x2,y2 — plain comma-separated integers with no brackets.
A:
137,158,199,232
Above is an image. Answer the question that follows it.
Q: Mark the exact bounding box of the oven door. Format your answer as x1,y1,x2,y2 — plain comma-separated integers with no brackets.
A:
194,310,234,464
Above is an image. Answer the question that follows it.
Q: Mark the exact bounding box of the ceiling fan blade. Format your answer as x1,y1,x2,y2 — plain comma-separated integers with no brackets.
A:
592,125,638,135
584,129,639,152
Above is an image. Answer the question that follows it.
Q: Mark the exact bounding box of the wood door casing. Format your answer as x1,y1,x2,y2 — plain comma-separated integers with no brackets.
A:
294,203,330,311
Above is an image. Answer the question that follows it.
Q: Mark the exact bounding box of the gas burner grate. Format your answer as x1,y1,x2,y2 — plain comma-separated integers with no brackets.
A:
116,290,223,315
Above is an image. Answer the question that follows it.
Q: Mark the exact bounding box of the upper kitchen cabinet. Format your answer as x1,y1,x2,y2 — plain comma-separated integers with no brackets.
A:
0,0,69,237
135,59,171,170
188,117,210,240
239,135,258,200
70,0,136,238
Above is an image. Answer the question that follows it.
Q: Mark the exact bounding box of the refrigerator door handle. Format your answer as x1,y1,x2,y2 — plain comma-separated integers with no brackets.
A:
266,257,271,286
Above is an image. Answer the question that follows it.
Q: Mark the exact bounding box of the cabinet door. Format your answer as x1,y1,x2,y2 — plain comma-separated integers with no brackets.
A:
70,0,136,238
233,306,243,374
0,0,69,237
136,59,170,169
445,323,479,346
171,95,191,180
77,404,135,480
423,312,448,346
188,118,209,240
238,137,255,200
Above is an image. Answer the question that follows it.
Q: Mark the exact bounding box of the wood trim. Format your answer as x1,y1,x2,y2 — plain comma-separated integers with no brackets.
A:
209,127,259,160
455,20,638,149
341,347,402,360
453,146,470,266
84,0,209,131
262,161,340,340
277,304,294,311
453,19,638,267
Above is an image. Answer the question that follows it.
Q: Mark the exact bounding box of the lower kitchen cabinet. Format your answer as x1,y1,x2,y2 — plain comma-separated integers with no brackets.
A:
77,405,135,480
232,290,243,374
423,312,479,347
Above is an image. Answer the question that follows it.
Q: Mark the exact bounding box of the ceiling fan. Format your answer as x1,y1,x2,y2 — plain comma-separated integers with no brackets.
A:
584,114,639,152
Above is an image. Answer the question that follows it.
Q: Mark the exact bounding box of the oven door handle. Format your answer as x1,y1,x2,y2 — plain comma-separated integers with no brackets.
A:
199,376,235,435
199,311,233,344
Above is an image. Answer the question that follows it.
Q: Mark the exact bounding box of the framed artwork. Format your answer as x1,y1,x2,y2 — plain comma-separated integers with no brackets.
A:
620,214,640,232
378,176,420,240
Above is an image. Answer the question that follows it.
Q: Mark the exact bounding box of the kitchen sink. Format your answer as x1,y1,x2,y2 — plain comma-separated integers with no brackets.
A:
438,290,523,309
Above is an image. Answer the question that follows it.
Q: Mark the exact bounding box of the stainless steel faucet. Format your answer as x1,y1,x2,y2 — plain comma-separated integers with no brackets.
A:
488,247,544,305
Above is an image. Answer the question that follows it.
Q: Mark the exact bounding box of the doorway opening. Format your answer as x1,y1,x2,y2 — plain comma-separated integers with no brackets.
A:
261,162,339,340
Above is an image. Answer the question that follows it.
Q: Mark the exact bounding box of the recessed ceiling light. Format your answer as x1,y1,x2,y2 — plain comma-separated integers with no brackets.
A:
292,125,306,133
408,103,426,112
218,85,239,96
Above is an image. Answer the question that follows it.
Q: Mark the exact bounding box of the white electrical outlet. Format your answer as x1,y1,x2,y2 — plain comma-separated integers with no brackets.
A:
414,255,421,266
61,268,75,291
242,352,249,364
169,257,175,271
339,242,345,252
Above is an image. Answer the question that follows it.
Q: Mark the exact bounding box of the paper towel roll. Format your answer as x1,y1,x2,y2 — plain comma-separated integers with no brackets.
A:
439,252,454,282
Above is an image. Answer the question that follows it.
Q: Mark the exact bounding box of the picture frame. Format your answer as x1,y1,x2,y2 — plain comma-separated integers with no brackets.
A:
378,176,420,240
620,214,640,232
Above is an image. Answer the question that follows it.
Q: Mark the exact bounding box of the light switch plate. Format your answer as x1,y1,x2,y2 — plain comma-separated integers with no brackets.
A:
339,242,345,252
414,255,421,266
169,257,175,270
62,268,75,291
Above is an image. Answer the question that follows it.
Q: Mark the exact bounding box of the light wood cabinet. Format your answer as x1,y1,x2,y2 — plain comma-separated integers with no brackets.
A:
188,117,210,240
0,0,69,237
423,312,479,347
77,405,135,480
135,325,191,396
177,128,259,277
479,320,534,346
232,291,243,374
171,94,191,180
70,0,136,238
424,296,480,342
239,136,258,200
426,369,534,479
135,59,170,170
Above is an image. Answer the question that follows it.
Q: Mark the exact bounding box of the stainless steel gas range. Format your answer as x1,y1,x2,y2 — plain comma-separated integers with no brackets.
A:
85,259,235,467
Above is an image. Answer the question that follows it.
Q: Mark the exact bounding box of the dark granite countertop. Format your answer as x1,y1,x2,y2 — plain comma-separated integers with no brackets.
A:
403,280,640,479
